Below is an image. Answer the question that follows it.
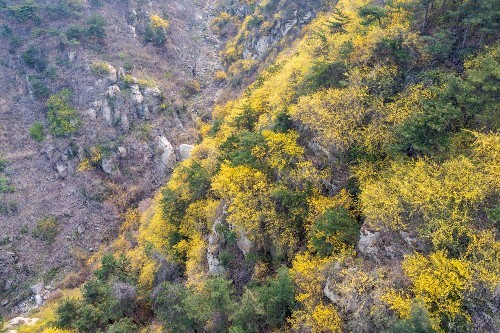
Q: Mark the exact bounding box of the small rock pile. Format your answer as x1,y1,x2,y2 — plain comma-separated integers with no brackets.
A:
29,281,53,307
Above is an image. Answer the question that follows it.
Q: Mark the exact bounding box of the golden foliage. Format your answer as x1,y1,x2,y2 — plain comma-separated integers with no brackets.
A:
360,151,497,248
260,130,304,172
150,14,169,29
214,70,228,81
404,251,472,319
77,146,102,172
464,230,500,289
290,252,329,307
290,86,374,151
289,252,342,332
384,251,473,330
211,164,274,242
310,303,342,333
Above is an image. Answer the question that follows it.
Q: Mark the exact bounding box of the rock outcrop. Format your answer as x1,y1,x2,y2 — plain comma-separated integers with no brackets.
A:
357,224,428,263
179,144,194,161
240,1,317,60
84,63,165,133
156,136,176,170
5,317,39,330
29,282,44,295
229,226,253,256
0,251,16,294
207,205,228,275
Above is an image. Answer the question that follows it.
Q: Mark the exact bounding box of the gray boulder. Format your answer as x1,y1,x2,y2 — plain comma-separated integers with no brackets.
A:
101,158,115,175
179,144,194,160
30,281,44,295
106,85,121,98
107,65,117,83
157,136,176,169
130,85,143,104
207,205,227,275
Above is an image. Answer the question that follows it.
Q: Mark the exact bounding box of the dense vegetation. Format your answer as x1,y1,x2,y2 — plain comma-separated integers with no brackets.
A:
0,158,17,216
9,0,499,332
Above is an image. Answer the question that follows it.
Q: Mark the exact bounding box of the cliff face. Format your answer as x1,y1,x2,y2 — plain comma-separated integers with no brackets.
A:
226,0,320,60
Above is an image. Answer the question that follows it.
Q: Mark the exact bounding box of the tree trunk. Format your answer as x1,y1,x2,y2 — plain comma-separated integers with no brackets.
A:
421,1,430,34
461,23,470,49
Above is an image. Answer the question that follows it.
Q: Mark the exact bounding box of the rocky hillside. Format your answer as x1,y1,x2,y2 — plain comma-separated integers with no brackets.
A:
214,0,326,82
1,0,499,332
0,0,225,313
0,0,321,319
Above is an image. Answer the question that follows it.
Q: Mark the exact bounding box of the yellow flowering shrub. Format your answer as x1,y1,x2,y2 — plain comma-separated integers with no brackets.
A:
211,164,274,243
289,252,342,332
149,14,169,29
360,155,494,248
384,251,473,331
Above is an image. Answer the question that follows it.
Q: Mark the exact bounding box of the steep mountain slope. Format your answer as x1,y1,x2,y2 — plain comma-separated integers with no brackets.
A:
0,0,224,313
0,0,322,320
110,0,497,332
1,0,499,332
